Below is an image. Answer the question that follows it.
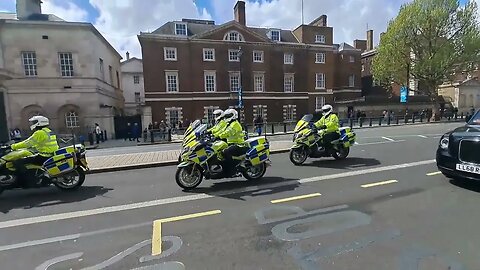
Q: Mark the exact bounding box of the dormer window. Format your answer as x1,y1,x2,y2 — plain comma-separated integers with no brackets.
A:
224,31,244,42
268,30,281,42
315,34,325,43
175,23,187,36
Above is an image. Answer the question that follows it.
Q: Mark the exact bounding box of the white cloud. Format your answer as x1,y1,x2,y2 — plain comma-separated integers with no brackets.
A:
89,0,212,59
42,0,88,22
213,0,411,47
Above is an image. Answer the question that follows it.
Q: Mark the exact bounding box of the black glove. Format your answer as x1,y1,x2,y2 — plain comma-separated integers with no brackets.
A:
319,125,327,130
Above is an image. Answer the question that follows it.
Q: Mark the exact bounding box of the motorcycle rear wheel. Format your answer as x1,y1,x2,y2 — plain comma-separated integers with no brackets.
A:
176,164,203,190
54,167,86,191
332,147,350,160
290,147,308,166
242,163,267,181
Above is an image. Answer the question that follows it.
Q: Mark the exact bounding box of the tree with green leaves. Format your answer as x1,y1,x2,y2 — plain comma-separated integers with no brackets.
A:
372,0,480,116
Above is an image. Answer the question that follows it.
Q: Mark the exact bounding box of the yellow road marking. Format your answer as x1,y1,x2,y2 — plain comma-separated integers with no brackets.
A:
361,180,398,188
426,171,442,176
151,209,221,256
270,193,322,204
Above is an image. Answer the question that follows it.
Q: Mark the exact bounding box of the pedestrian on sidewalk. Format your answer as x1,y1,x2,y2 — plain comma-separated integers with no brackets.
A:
254,115,263,136
133,123,140,142
95,123,101,144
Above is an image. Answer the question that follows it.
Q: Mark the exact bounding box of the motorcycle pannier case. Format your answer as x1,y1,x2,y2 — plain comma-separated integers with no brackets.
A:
43,146,77,176
245,137,270,166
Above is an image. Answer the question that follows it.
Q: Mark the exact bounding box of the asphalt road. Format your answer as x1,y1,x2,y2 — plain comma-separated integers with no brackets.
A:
1,122,478,269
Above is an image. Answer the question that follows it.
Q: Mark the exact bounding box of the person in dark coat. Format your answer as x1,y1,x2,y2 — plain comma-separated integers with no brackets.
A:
132,123,140,142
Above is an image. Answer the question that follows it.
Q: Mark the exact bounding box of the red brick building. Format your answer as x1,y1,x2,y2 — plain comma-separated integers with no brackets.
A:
138,1,362,126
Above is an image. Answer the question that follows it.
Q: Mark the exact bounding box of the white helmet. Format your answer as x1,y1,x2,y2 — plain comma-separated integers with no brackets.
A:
321,104,333,116
29,115,49,131
224,108,238,122
213,109,224,122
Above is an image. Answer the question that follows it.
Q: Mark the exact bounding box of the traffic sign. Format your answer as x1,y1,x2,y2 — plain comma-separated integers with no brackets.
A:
400,86,408,103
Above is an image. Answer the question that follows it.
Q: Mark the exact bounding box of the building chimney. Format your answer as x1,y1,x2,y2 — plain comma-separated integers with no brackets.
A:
126,51,130,60
366,29,374,51
354,39,367,52
319,15,327,26
16,0,42,20
234,1,246,26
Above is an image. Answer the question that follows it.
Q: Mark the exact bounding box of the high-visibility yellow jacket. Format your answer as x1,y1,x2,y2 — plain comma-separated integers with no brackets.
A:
218,120,245,145
314,113,339,133
208,119,227,137
12,127,59,157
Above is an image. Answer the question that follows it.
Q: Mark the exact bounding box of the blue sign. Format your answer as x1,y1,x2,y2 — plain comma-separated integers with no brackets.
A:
400,86,408,103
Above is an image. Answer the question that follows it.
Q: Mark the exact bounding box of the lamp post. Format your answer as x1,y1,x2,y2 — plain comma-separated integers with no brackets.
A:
237,46,245,124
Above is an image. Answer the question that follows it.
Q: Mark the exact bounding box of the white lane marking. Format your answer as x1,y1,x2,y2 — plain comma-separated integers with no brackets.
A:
356,140,405,146
417,135,428,138
0,159,436,230
381,136,395,142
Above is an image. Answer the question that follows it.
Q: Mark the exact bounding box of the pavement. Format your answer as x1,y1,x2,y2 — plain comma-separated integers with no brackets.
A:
1,122,479,269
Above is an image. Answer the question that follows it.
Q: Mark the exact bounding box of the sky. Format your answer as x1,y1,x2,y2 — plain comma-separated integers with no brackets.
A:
0,0,474,59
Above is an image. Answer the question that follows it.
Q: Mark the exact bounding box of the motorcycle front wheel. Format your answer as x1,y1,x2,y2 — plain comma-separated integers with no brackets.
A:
242,162,267,181
54,167,86,191
289,147,308,166
175,164,203,190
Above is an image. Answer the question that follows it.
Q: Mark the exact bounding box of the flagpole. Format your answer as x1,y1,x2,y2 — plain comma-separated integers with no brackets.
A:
301,0,304,25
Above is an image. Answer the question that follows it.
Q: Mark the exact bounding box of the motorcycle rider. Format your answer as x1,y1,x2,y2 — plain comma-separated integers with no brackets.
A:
11,115,59,186
216,108,247,176
208,109,227,136
313,104,340,149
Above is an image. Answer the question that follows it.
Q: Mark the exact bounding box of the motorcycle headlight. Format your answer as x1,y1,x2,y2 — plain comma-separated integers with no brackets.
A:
439,136,449,150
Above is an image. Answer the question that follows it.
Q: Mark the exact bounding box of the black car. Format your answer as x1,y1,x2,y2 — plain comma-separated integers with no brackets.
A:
437,110,480,180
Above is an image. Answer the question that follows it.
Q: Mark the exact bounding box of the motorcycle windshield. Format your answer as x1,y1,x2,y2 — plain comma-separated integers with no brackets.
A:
194,124,207,136
294,115,313,133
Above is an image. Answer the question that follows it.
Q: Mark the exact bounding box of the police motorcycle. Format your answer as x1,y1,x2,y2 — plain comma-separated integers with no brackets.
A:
175,124,271,190
178,119,202,163
289,114,356,165
0,144,88,195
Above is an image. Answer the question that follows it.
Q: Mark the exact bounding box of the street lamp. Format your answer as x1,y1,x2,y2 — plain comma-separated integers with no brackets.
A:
237,46,244,110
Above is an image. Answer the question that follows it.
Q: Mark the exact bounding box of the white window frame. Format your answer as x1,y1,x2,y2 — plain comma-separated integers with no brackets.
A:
349,55,355,63
165,71,179,92
229,72,241,92
316,73,326,89
203,48,215,61
205,106,218,126
65,111,79,128
204,71,216,92
315,96,326,112
348,74,355,87
284,53,294,65
253,50,264,63
167,108,182,128
315,34,326,43
253,72,265,92
315,52,325,64
284,105,296,122
164,47,177,61
22,51,38,77
270,30,281,42
253,105,267,121
224,31,244,42
175,23,187,36
58,52,74,77
284,73,294,93
228,49,240,62
133,75,140,84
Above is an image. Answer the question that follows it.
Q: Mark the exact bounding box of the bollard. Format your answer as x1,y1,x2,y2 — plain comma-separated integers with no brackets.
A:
150,131,154,143
396,116,399,125
420,115,423,123
284,123,287,133
405,117,408,124
103,130,107,141
448,116,451,121
461,112,464,119
412,115,415,124
359,118,363,127
369,118,373,127
88,132,94,146
168,129,172,142
271,124,274,135
349,118,353,128
387,117,391,125
455,114,458,121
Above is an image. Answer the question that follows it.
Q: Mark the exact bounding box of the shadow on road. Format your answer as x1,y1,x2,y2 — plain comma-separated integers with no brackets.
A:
449,178,480,193
186,176,300,201
305,157,381,169
0,186,113,213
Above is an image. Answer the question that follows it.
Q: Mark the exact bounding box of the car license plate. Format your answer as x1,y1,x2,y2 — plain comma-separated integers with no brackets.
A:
456,163,480,174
